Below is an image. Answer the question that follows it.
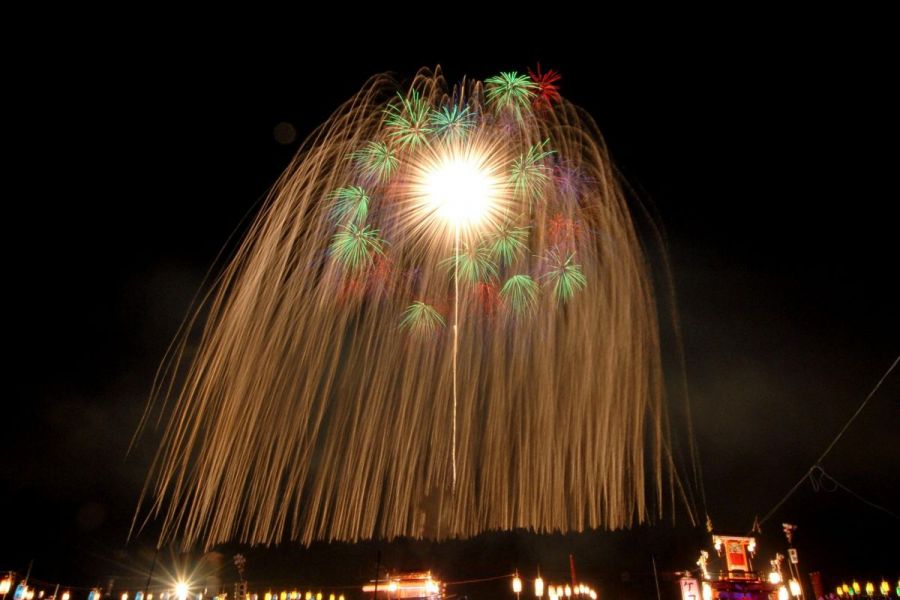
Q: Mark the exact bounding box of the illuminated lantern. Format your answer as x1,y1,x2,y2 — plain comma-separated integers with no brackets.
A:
62,593,70,600
136,592,144,600
778,587,789,600
1,579,12,596
534,577,544,598
702,583,712,600
564,586,571,598
836,587,843,597
711,536,755,574
512,576,522,595
853,582,861,596
864,583,873,596
789,580,801,597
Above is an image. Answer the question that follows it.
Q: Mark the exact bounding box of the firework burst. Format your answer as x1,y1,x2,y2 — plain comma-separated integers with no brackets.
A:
528,63,562,110
330,222,386,269
328,186,370,224
500,274,540,315
136,65,680,550
385,90,433,148
488,222,530,266
351,140,399,182
484,71,537,117
430,105,476,140
441,241,498,284
541,248,587,303
400,300,446,335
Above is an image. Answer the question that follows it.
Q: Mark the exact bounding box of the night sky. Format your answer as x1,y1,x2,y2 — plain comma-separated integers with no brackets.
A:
5,23,898,599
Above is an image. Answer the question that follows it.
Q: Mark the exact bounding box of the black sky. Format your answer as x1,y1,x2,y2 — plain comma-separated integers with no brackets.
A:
4,20,898,599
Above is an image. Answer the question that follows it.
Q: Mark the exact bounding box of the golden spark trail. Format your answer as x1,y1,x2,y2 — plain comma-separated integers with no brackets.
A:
452,222,459,492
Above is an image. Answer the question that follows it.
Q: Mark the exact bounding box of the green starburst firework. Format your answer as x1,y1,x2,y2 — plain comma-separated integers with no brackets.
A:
328,186,370,224
384,90,433,149
510,139,555,203
540,249,586,304
429,105,475,140
500,274,539,315
488,222,529,266
400,301,446,335
484,71,537,114
350,141,399,182
330,223,386,269
441,242,498,284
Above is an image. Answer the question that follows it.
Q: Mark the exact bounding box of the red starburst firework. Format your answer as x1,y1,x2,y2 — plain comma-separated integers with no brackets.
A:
528,63,562,110
474,282,501,317
548,212,583,249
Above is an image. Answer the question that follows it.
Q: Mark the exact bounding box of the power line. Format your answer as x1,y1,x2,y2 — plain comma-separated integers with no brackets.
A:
809,465,900,521
756,354,899,528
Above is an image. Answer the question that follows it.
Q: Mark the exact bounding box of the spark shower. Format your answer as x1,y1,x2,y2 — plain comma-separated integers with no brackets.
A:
135,66,676,549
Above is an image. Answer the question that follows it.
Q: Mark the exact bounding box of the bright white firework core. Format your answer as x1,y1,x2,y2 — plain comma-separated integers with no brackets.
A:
421,151,501,227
